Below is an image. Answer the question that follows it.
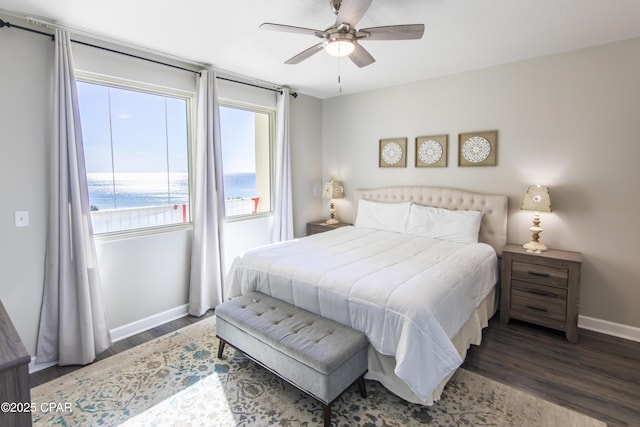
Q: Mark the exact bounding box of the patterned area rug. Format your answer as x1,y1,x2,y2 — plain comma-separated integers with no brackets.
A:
31,316,606,426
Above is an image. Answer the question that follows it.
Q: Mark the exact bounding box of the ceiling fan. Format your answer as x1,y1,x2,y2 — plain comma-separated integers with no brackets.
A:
260,0,425,68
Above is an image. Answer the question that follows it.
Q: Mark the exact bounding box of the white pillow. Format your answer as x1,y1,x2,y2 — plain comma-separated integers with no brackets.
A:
354,199,411,234
407,204,483,243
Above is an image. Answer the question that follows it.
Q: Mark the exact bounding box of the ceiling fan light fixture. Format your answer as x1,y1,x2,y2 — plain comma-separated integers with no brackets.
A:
325,39,355,57
324,30,356,57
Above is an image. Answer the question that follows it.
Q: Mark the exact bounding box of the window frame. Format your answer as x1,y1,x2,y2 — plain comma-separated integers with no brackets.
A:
76,70,196,239
218,99,276,222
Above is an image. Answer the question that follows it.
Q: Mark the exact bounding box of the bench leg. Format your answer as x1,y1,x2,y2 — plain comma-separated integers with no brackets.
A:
357,375,367,398
217,338,226,358
322,404,331,427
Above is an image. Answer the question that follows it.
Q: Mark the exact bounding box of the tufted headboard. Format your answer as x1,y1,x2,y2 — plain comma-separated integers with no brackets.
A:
352,186,508,255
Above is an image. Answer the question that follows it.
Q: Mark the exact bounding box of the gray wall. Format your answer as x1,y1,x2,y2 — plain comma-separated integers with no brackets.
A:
322,37,640,332
0,25,50,361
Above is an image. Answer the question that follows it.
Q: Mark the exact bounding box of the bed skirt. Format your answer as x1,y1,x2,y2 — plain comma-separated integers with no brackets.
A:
365,287,497,405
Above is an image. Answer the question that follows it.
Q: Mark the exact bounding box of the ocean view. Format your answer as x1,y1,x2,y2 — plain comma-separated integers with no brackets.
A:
87,172,256,210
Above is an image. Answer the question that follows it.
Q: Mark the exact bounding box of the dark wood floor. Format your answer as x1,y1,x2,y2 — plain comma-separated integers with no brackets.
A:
31,312,639,426
463,317,640,427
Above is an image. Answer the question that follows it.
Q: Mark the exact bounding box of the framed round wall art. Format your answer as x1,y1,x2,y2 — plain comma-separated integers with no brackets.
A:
379,138,407,168
415,135,448,167
458,130,497,166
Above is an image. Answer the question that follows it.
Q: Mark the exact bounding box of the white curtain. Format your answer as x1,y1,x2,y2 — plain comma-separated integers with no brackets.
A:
188,69,225,315
36,29,112,365
272,88,294,242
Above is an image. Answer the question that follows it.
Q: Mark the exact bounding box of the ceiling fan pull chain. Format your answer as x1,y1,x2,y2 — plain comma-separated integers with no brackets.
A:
338,56,343,94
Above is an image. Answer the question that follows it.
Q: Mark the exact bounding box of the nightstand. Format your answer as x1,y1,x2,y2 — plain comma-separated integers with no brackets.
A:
306,220,351,236
500,244,582,343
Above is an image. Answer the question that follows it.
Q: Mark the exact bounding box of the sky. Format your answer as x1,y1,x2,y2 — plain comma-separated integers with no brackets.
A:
77,81,257,175
219,106,256,174
78,82,188,173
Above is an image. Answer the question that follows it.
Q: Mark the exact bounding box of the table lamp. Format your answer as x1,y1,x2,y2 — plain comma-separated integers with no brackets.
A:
321,180,344,224
521,185,552,253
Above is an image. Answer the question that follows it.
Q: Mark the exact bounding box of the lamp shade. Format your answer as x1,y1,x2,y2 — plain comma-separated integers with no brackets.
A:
521,185,551,213
322,180,344,199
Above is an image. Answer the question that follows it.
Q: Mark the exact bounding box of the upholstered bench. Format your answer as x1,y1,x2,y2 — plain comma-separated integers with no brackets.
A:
216,291,368,427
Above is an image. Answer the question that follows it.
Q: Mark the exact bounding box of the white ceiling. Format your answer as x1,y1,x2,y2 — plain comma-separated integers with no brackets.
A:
2,0,640,99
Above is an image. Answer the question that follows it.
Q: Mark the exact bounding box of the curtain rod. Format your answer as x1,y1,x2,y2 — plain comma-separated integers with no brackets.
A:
0,18,297,97
217,76,297,98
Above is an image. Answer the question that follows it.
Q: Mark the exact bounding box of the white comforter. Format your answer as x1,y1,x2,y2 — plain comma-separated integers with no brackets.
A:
225,226,498,400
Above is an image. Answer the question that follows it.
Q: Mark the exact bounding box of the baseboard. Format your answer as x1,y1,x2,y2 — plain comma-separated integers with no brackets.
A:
29,304,189,373
578,315,640,343
29,360,57,373
109,304,189,342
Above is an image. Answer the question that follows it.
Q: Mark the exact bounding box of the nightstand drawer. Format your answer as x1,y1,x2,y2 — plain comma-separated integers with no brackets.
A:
512,261,568,288
511,280,567,319
510,300,567,327
511,283,567,324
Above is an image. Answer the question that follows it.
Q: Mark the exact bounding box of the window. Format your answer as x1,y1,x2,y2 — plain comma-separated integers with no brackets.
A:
219,104,274,217
77,79,192,234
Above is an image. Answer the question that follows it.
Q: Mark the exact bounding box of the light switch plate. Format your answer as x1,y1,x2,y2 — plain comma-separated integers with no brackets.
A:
15,211,29,227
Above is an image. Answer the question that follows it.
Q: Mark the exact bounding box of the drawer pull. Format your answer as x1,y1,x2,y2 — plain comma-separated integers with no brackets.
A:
527,305,548,312
528,270,550,278
527,288,553,297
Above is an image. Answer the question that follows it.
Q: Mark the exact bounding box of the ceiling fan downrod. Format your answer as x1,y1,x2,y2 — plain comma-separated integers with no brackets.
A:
330,0,342,15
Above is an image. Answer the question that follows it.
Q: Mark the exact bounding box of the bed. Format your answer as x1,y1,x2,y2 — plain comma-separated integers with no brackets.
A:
225,186,508,405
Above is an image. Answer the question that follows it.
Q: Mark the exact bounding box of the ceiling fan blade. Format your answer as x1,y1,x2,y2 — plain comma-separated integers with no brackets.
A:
260,23,325,38
335,0,373,27
358,24,425,40
349,43,375,68
285,43,325,64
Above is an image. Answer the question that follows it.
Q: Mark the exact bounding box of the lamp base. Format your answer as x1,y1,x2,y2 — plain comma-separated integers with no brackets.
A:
325,198,339,225
523,240,548,253
523,215,547,253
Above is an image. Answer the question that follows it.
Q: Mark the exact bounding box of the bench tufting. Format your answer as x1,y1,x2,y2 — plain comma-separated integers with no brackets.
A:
216,291,368,427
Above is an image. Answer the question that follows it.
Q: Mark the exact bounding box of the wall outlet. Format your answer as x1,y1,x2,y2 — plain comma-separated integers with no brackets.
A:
15,211,29,227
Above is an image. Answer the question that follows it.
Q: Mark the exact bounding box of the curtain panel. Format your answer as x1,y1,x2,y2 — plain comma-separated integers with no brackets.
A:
188,69,225,315
272,88,294,242
36,29,112,365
